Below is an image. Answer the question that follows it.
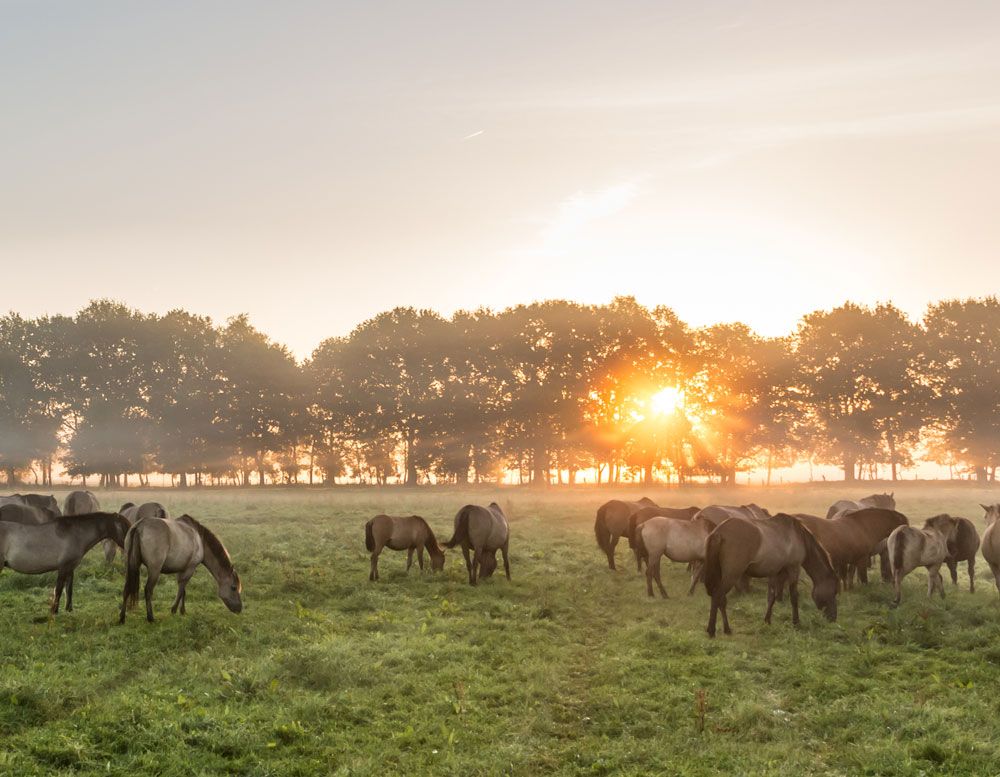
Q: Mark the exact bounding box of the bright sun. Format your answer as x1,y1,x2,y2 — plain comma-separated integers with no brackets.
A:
649,386,682,416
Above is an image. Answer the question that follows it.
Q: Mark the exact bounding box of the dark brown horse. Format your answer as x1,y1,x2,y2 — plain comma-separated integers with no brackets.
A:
445,503,510,585
0,512,130,613
365,514,445,581
703,514,839,637
942,516,980,592
0,493,61,516
594,497,657,570
794,508,908,589
0,502,58,524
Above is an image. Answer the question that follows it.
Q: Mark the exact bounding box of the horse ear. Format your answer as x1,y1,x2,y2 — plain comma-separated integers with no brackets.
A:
981,504,991,513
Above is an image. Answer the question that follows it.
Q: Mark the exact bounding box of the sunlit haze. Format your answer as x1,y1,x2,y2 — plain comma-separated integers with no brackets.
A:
4,2,1000,357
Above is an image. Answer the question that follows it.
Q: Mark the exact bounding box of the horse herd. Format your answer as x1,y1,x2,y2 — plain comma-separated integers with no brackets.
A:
3,490,999,640
595,494,1000,636
0,491,242,622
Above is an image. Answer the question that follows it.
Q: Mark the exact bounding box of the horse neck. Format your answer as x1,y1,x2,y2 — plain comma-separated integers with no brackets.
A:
797,528,835,586
199,539,231,583
76,517,113,553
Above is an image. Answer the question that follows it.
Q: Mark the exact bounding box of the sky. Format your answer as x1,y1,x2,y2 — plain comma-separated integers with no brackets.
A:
3,1,1000,358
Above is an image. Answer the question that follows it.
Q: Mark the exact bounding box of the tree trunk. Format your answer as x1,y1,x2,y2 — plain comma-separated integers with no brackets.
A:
531,445,548,488
843,452,857,481
766,448,773,487
976,466,988,484
643,462,654,485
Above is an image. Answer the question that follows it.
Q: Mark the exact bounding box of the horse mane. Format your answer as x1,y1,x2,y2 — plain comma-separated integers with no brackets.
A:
788,517,837,582
177,514,234,572
413,515,444,555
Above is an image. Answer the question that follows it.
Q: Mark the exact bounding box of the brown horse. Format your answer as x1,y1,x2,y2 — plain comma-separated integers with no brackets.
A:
64,490,119,563
626,505,701,571
445,503,510,585
365,514,445,581
0,493,61,516
0,502,58,524
594,497,657,570
982,505,1000,595
794,508,908,589
886,515,959,606
0,512,130,614
825,492,895,519
120,514,242,623
635,515,718,597
703,514,839,637
942,516,980,592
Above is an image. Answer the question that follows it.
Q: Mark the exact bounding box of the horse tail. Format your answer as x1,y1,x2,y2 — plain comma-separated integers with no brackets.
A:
445,507,470,549
595,505,612,554
891,529,905,576
703,530,725,596
122,527,143,610
364,520,375,553
634,516,647,561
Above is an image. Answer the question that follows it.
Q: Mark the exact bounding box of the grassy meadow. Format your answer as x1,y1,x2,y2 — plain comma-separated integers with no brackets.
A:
1,483,1000,776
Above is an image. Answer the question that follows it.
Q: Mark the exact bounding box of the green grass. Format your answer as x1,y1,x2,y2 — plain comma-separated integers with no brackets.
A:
1,483,1000,775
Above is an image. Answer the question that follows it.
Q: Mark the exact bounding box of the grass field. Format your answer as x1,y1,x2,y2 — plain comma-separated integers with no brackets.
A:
1,484,1000,776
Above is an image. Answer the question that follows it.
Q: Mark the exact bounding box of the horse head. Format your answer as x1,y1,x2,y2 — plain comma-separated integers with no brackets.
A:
981,504,1000,526
217,569,243,613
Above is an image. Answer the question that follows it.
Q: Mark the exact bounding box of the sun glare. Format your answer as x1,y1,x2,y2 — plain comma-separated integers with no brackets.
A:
650,386,682,416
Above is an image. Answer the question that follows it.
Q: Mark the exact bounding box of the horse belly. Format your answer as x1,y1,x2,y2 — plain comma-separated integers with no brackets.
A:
4,540,62,574
386,538,411,551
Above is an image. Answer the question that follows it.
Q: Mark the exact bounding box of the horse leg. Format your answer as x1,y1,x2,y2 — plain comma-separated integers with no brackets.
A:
51,569,68,614
66,570,74,612
968,557,975,593
461,546,472,574
418,546,425,571
103,539,117,564
934,565,946,599
720,594,732,635
607,535,619,571
369,548,380,582
991,562,1000,595
172,568,196,615
857,560,869,585
406,548,414,572
653,554,668,599
707,595,719,638
501,541,511,581
645,552,657,597
764,580,778,625
891,571,902,607
470,548,480,586
947,559,958,586
688,561,703,595
789,577,801,627
144,568,161,622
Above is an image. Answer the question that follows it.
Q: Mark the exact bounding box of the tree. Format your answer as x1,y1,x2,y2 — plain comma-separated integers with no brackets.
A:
795,303,927,481
924,298,1000,483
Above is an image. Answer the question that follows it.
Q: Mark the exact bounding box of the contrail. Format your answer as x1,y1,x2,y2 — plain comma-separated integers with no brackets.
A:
461,130,484,141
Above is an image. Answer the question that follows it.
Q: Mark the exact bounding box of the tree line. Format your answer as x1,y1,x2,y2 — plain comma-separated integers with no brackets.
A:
0,297,997,487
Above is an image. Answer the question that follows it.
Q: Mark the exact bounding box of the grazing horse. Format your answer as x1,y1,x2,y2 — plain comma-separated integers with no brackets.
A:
365,514,445,581
826,492,895,519
64,490,119,563
625,505,701,571
0,512,130,614
0,493,61,516
695,504,770,523
594,497,657,570
887,515,959,606
942,516,980,592
445,503,510,585
794,508,908,589
0,502,58,524
120,514,242,623
634,515,718,597
981,504,1000,595
703,514,838,637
